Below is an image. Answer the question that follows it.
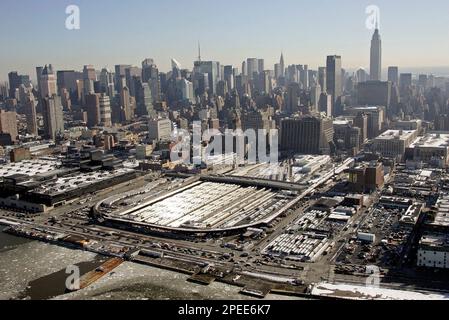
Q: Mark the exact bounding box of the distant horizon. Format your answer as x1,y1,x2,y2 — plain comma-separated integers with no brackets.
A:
1,0,449,82
3,65,449,84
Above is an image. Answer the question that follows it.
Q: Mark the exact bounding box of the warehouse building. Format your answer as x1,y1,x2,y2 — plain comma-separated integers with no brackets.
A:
417,234,449,269
372,129,418,160
405,133,449,167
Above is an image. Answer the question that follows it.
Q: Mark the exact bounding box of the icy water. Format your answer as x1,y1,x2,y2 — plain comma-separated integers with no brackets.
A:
0,227,303,300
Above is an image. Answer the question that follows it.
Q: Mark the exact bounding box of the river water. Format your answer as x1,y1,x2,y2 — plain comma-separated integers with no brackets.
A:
0,227,302,300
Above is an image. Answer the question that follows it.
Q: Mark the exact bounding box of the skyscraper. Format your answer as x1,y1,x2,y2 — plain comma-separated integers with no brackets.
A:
388,67,399,85
8,72,20,98
194,61,220,95
99,68,115,97
114,64,132,89
318,67,327,93
136,82,154,117
285,82,301,114
0,110,18,142
8,72,30,99
24,91,38,135
85,93,100,127
39,65,57,99
120,86,133,121
257,59,265,74
326,55,342,115
99,93,112,127
35,67,43,95
280,53,285,78
400,73,412,95
370,27,382,81
42,94,64,140
223,65,234,91
355,68,368,83
142,59,160,102
246,58,259,79
280,115,334,155
83,65,96,97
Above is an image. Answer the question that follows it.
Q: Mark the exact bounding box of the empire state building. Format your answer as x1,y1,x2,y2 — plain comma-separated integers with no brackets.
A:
370,27,382,81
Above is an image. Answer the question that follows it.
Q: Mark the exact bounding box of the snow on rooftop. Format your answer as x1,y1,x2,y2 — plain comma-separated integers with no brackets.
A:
311,282,449,300
0,159,62,178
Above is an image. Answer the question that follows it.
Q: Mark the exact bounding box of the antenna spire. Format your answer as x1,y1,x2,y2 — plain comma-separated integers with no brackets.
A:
198,42,201,62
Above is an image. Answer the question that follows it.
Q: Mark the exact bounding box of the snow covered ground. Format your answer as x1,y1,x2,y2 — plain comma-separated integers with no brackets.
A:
311,282,449,300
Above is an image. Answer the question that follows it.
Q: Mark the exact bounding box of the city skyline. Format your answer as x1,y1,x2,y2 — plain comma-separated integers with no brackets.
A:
1,0,449,80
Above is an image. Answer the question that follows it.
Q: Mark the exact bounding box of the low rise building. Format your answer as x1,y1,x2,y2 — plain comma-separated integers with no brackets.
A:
372,129,418,160
406,133,449,167
417,234,449,269
347,161,384,193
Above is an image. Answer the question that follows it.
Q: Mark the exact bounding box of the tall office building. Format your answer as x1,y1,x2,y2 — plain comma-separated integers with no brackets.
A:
142,59,160,102
194,61,220,94
280,53,285,78
355,68,368,83
99,93,112,127
57,70,83,97
0,110,18,142
310,84,321,112
24,91,38,135
241,61,247,77
326,55,342,115
42,94,64,140
85,93,100,127
357,81,392,108
388,66,399,85
8,72,30,99
179,79,195,103
136,82,154,117
280,115,334,155
120,86,133,121
223,65,234,91
114,64,132,90
285,82,301,114
148,118,172,141
318,67,327,93
39,65,57,99
8,72,20,98
300,65,309,89
35,67,44,95
99,68,115,97
400,73,413,95
125,66,141,96
246,58,259,79
83,65,96,96
370,27,382,81
258,59,265,74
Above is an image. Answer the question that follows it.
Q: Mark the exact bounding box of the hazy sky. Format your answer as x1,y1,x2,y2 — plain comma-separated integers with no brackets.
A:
1,0,449,81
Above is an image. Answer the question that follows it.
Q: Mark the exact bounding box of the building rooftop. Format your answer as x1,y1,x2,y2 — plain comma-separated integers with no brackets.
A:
430,194,449,228
410,134,449,149
0,158,62,179
29,168,135,196
375,130,417,141
420,234,449,250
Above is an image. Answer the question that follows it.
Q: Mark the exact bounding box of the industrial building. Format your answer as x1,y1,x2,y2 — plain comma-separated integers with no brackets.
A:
0,156,139,212
372,129,418,160
280,115,334,155
347,161,384,193
96,176,300,235
405,133,449,167
417,234,449,269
